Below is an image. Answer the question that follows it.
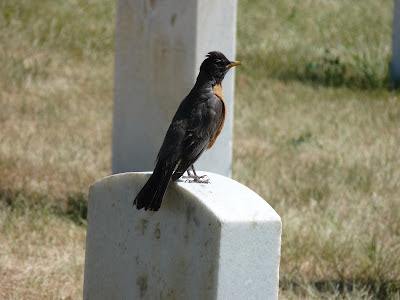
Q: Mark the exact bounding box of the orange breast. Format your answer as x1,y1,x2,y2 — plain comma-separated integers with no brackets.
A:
207,83,226,149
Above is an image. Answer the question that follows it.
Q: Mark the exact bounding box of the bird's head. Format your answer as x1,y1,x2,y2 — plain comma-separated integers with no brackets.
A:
200,51,242,84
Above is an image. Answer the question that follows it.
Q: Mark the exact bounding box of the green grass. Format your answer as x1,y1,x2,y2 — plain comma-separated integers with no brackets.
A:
1,0,399,298
237,0,392,89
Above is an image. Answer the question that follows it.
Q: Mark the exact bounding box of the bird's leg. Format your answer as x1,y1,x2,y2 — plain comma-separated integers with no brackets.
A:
184,165,210,183
187,167,194,177
181,168,194,179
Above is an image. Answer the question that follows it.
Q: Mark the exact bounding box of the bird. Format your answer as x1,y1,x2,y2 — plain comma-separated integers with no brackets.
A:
134,51,242,211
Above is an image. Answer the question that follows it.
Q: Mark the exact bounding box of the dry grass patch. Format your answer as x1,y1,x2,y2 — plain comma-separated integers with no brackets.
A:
234,1,400,296
0,207,86,299
0,1,113,297
233,77,400,296
0,0,114,205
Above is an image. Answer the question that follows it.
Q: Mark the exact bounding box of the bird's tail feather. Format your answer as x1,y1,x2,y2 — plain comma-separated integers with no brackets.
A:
134,163,175,211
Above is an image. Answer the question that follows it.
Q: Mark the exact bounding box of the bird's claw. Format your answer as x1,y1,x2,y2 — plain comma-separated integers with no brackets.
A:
184,175,210,184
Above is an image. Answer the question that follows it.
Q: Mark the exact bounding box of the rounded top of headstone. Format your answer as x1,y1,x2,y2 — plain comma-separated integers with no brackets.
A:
91,171,281,224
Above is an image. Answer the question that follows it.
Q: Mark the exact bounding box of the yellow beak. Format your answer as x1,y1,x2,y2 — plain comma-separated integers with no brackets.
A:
226,61,243,69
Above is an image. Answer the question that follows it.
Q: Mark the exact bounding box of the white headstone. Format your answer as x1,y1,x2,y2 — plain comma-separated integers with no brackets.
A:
83,172,281,299
112,0,238,177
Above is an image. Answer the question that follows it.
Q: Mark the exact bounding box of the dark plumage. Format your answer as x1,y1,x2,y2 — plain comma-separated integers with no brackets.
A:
134,51,242,211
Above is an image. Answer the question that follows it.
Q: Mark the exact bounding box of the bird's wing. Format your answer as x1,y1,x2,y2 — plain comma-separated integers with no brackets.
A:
172,96,224,179
156,118,187,165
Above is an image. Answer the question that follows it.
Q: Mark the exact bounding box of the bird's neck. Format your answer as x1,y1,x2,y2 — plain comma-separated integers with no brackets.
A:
190,71,224,101
193,71,218,90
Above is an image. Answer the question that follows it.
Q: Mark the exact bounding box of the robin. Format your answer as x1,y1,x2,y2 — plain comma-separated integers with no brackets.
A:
134,51,242,211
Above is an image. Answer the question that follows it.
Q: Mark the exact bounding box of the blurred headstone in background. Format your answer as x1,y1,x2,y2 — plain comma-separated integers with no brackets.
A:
391,0,400,87
112,0,238,177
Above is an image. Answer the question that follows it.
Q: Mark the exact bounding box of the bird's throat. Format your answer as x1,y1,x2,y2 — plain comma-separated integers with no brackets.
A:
212,83,224,101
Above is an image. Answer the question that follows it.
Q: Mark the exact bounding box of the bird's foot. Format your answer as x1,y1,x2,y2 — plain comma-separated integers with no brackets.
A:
183,165,210,183
184,175,210,184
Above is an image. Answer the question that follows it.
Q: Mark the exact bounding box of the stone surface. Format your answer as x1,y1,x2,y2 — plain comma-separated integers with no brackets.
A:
112,0,238,177
83,172,281,300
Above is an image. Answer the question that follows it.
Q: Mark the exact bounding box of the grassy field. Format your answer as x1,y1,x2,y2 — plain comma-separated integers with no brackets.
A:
1,0,399,298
